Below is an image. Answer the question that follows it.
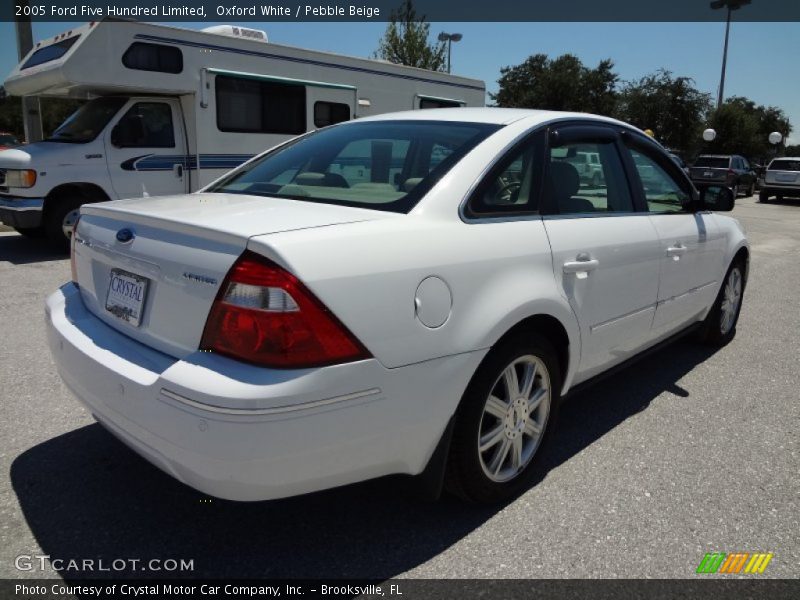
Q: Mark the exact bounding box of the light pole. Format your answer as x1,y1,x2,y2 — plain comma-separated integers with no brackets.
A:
437,32,462,74
710,0,751,109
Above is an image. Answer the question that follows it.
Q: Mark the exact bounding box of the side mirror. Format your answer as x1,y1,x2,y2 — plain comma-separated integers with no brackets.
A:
699,185,735,212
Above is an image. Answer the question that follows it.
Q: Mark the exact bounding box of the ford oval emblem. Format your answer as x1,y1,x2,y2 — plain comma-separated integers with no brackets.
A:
116,228,135,243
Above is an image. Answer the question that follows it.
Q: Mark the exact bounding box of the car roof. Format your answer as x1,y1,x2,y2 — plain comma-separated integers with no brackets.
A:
771,156,800,161
354,107,636,129
697,154,735,158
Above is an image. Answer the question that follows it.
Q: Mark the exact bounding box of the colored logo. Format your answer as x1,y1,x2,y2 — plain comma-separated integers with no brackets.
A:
696,552,774,574
116,228,135,243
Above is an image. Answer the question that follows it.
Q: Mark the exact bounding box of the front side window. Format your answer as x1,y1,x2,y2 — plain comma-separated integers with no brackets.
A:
547,142,633,214
122,42,183,74
207,120,500,213
314,102,350,128
112,103,175,148
627,149,690,214
216,75,306,135
47,97,127,144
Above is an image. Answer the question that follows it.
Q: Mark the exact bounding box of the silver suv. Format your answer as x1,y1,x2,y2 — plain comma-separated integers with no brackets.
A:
760,157,800,202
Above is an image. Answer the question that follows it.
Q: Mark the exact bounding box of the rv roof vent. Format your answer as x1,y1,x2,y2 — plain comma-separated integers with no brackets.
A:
201,25,268,43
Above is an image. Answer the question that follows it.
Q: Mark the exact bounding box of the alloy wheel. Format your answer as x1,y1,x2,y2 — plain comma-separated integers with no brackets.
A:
478,355,550,483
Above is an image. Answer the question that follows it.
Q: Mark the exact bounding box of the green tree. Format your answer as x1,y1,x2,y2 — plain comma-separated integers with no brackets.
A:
491,53,618,115
374,0,446,71
706,97,792,162
784,144,800,156
615,70,712,157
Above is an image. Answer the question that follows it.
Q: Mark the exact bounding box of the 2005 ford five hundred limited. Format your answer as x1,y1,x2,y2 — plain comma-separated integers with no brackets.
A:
46,109,748,503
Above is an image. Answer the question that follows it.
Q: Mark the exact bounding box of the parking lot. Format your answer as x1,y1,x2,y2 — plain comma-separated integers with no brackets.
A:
0,194,798,580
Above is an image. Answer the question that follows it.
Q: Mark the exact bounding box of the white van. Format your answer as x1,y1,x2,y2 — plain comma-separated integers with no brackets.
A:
0,19,485,246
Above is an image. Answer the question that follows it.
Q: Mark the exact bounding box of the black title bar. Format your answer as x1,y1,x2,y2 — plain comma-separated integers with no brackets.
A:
3,0,800,22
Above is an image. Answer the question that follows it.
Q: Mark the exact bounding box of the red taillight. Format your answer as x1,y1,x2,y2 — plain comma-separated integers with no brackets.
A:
200,251,370,368
70,215,81,284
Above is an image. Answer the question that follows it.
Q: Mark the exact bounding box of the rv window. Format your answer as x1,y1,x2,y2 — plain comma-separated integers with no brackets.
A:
22,36,79,70
216,75,306,135
314,102,350,128
122,43,183,74
207,120,501,213
47,97,127,144
112,103,175,148
419,98,463,109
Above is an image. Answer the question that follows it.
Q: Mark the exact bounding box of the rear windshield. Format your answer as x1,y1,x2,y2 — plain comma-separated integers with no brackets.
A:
694,156,730,168
207,120,501,213
768,159,800,172
22,36,79,70
47,97,127,144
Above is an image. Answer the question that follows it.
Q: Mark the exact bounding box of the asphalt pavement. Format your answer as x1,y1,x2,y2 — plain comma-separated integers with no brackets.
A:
0,194,797,581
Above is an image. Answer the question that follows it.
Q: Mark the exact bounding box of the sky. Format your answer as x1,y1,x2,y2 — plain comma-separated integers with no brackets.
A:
0,20,797,144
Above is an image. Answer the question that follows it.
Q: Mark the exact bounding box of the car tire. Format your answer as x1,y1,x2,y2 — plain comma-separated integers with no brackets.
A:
44,195,85,252
14,226,45,238
445,331,561,504
747,182,755,197
731,183,740,198
759,191,769,203
697,259,745,347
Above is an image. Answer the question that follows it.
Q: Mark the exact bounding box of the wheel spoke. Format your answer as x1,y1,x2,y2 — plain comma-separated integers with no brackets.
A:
528,387,547,414
485,395,508,419
489,438,511,476
524,418,542,438
503,364,520,399
520,361,537,399
479,425,505,452
511,436,524,471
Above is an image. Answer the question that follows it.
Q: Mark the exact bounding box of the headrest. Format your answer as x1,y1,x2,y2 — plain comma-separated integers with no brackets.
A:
548,161,580,200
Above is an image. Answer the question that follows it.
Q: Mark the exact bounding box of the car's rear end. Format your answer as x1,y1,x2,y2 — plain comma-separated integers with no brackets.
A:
45,115,504,501
47,195,481,500
761,158,800,201
689,155,734,187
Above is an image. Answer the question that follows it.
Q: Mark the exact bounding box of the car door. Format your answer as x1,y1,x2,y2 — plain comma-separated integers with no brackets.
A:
620,136,726,338
541,125,662,381
104,98,188,200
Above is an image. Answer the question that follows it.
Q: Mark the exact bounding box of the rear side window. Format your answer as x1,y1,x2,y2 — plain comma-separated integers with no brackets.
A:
22,36,79,70
216,75,306,135
314,102,350,128
547,142,633,214
122,43,183,74
419,97,463,109
768,159,800,171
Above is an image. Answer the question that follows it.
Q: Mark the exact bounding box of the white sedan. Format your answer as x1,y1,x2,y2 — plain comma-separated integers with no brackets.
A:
46,109,748,503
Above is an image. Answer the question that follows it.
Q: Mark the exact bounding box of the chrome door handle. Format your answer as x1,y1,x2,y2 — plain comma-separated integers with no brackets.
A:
666,244,688,257
563,258,599,273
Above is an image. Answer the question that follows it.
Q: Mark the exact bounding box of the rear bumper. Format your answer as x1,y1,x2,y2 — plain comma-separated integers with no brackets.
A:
0,195,44,228
761,185,800,197
45,283,483,501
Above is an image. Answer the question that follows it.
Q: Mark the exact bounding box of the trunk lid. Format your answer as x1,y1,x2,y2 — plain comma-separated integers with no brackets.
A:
765,160,800,186
74,192,393,358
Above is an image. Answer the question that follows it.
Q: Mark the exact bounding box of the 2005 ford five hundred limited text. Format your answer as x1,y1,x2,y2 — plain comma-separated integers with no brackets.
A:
46,109,749,504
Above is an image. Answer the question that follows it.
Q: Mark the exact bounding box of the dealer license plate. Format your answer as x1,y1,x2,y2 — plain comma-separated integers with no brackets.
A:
105,269,149,327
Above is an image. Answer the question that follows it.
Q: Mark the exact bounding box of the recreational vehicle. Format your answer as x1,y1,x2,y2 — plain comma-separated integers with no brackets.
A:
0,19,485,246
